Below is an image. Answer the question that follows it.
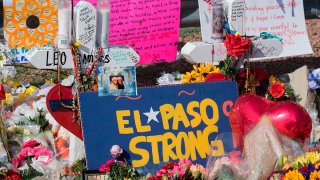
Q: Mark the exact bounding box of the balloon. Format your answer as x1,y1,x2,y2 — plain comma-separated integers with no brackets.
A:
229,94,275,148
265,101,312,144
229,94,312,149
204,73,231,82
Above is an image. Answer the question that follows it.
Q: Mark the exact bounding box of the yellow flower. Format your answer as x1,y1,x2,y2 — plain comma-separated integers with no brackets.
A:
180,64,221,84
310,171,320,180
25,85,38,96
269,75,277,83
2,93,11,106
45,78,55,84
4,0,58,49
292,152,320,167
284,170,305,180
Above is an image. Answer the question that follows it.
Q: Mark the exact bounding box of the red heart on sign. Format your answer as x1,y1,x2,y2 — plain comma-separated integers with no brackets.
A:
46,83,83,140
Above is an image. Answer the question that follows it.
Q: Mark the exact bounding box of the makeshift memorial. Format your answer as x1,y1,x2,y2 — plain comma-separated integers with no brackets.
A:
80,82,238,170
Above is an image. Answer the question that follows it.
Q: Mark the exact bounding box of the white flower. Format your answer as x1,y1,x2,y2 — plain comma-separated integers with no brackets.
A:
16,87,26,94
23,107,40,120
33,97,48,113
13,103,30,116
9,114,28,125
45,113,59,126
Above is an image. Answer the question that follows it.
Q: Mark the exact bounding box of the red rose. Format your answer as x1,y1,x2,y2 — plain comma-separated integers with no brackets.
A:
98,160,115,173
224,34,252,58
7,170,22,180
269,82,285,98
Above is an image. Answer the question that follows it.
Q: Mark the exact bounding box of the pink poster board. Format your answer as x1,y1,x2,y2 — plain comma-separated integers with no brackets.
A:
73,0,181,64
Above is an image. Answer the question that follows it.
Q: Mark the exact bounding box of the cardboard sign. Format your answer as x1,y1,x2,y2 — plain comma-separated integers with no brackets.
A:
244,0,313,58
26,46,139,69
80,82,238,171
3,0,58,63
108,0,181,64
74,1,97,53
182,39,283,64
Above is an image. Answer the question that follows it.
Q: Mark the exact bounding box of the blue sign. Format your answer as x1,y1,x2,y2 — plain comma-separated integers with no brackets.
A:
80,81,238,172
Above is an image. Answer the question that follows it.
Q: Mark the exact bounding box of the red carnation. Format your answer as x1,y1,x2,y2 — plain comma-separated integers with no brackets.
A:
269,82,285,98
224,34,252,58
7,170,22,180
161,162,178,170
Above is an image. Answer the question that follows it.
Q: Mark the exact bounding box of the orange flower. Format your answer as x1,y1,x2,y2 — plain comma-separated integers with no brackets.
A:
270,82,285,98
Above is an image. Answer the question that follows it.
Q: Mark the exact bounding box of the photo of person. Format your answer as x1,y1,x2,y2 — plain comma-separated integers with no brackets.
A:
109,76,119,90
117,76,125,89
98,66,137,96
109,76,125,90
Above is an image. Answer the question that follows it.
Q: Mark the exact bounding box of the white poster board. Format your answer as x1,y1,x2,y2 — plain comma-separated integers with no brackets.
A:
243,0,313,58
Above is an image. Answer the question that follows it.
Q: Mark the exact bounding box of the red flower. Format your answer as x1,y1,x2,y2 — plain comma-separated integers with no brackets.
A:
224,34,252,58
22,140,40,149
6,170,22,180
161,162,178,171
269,82,285,98
12,157,21,168
98,160,115,173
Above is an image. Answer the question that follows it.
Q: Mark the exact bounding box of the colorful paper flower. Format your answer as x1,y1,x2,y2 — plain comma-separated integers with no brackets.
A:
4,0,58,49
269,81,285,98
224,34,252,58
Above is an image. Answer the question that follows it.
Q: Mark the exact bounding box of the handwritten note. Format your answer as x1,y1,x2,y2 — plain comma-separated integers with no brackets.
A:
73,0,97,7
230,0,245,34
108,0,180,64
244,0,313,58
74,1,97,53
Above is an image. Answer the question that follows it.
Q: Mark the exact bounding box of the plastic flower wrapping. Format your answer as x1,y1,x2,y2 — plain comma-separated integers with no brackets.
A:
0,69,86,179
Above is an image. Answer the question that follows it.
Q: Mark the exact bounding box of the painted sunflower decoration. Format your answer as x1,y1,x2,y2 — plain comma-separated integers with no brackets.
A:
4,0,58,49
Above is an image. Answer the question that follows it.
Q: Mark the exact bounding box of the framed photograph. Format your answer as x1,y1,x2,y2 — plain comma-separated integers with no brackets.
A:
98,66,137,96
82,170,109,180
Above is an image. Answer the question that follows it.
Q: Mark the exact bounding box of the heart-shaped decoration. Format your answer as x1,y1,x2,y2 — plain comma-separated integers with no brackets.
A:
229,94,311,149
46,83,83,140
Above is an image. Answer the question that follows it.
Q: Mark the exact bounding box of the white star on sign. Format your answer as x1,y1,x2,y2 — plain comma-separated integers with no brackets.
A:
143,107,160,124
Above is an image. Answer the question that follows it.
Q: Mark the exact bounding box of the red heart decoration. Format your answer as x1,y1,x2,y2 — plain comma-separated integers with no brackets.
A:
46,83,83,140
229,94,311,149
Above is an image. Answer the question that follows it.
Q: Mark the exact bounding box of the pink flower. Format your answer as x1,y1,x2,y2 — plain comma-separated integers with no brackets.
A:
190,164,206,175
156,169,167,177
12,157,20,168
18,147,34,161
22,140,40,149
110,145,123,158
178,158,192,169
33,146,53,165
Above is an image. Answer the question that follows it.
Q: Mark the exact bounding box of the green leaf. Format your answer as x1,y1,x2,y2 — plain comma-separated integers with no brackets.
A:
219,61,226,69
20,166,43,180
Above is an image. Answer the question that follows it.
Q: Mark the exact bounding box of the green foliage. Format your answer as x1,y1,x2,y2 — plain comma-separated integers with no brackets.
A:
20,166,43,180
109,162,138,180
